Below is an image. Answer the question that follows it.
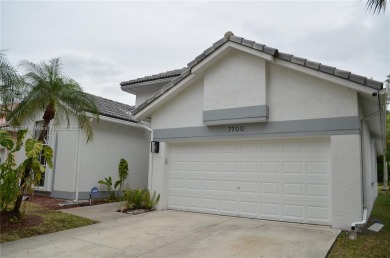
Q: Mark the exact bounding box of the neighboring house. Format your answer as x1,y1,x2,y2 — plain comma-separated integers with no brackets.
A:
121,32,386,230
16,94,150,200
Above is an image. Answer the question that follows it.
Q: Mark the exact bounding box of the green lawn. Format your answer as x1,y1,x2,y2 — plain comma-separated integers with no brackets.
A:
0,202,97,243
327,187,390,257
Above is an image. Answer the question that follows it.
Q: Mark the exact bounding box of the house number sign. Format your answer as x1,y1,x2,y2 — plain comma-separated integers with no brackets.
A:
227,126,244,132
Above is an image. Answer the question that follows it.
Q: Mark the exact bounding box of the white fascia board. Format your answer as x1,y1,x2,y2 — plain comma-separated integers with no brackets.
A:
274,58,378,95
134,74,197,120
121,77,173,94
85,112,143,129
192,42,274,74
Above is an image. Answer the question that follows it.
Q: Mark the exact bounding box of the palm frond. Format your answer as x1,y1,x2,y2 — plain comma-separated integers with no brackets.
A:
9,57,97,142
366,0,387,14
0,51,27,117
7,85,48,125
57,88,99,142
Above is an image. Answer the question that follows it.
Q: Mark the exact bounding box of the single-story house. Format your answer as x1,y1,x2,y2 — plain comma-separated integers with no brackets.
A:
15,94,150,200
121,32,386,230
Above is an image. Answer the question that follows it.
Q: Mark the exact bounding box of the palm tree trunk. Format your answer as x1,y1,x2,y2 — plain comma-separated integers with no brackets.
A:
11,194,23,218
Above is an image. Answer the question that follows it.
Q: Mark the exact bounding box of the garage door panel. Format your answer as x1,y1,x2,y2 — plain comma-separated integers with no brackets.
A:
306,141,330,154
283,183,303,196
220,180,237,192
168,139,331,225
186,161,202,171
283,204,304,219
240,161,257,174
259,142,280,153
170,161,186,171
239,201,258,216
282,161,304,174
239,181,258,193
202,161,219,171
307,183,329,197
169,179,185,190
260,182,280,195
282,142,304,153
260,203,280,217
307,161,328,175
240,143,258,153
260,161,280,174
185,179,202,190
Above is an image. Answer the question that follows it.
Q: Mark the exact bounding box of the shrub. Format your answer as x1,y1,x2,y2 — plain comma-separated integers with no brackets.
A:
123,188,145,209
142,190,160,210
123,188,160,210
98,158,129,201
98,176,116,201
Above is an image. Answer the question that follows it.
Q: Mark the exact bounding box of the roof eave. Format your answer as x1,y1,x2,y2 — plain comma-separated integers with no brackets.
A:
121,77,177,94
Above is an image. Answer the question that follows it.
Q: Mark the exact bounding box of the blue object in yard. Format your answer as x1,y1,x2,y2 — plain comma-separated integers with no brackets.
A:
91,187,99,195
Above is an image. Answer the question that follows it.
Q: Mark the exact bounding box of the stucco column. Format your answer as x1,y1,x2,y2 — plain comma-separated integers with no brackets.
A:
331,134,363,230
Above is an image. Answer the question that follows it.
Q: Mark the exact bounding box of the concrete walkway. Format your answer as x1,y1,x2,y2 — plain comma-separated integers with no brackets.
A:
0,210,340,258
61,202,127,222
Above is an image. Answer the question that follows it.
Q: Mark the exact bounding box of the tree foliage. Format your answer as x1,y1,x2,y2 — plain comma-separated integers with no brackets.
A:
0,51,27,117
118,158,129,190
366,0,387,14
0,130,53,214
7,58,99,142
98,159,129,201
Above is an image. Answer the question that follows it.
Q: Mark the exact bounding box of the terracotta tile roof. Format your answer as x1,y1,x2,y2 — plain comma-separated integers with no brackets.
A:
132,32,383,115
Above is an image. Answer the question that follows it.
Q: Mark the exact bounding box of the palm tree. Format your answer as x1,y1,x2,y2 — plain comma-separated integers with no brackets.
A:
366,0,387,13
8,58,99,142
0,51,26,118
7,57,99,216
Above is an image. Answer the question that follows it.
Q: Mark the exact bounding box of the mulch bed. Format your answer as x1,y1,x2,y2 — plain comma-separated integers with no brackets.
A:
0,212,43,233
28,195,109,210
0,196,109,234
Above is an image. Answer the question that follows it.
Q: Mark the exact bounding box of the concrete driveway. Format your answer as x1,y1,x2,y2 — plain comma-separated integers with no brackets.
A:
0,210,340,258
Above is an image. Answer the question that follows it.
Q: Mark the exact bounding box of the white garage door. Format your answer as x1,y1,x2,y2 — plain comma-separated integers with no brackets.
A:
168,138,331,225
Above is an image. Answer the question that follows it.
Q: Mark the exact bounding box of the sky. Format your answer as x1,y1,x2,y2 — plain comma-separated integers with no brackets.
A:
1,0,389,106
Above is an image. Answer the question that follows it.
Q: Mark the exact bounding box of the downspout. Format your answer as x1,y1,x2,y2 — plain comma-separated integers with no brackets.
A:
73,127,82,202
382,87,388,191
351,209,368,230
352,89,383,231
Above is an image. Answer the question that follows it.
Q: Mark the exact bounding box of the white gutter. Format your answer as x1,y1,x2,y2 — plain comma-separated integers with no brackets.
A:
351,208,368,231
86,113,146,129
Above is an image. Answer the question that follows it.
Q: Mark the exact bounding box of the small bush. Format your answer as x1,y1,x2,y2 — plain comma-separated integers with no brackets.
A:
123,189,145,209
97,158,129,202
123,188,160,210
